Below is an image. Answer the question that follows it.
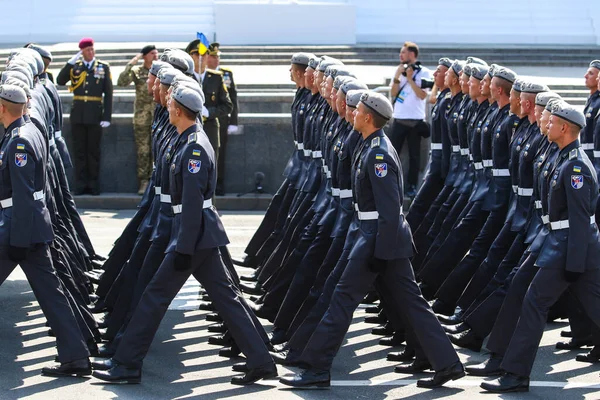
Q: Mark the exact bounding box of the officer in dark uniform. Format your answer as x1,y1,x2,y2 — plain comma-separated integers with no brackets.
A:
581,60,600,162
92,85,276,385
482,102,600,393
56,37,113,195
280,91,464,389
0,84,92,377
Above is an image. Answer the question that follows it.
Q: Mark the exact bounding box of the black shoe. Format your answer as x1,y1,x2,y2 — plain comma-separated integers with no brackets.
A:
361,292,378,304
42,358,92,377
219,344,241,358
240,282,263,296
269,328,287,345
575,348,600,363
417,361,465,388
448,330,483,352
92,364,142,384
379,333,405,347
437,312,463,325
387,348,415,362
232,362,249,373
250,303,276,321
279,368,331,388
561,330,573,338
365,315,387,324
91,358,115,371
208,323,228,333
556,338,592,350
465,355,503,376
199,302,216,312
206,313,223,322
96,344,116,358
240,271,258,282
371,323,394,336
208,333,233,346
232,255,259,269
394,359,432,373
365,305,380,314
431,299,455,316
443,322,469,334
231,363,277,385
480,372,530,393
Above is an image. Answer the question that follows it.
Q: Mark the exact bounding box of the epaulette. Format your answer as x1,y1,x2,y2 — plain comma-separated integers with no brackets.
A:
569,148,578,160
188,132,197,144
11,127,20,138
205,68,222,75
219,66,232,73
97,60,110,67
371,137,380,148
444,92,452,99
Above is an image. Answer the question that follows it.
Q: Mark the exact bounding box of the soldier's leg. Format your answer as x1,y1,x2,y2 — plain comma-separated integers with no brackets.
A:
87,123,103,194
406,173,444,230
71,123,88,193
217,117,228,193
133,123,152,186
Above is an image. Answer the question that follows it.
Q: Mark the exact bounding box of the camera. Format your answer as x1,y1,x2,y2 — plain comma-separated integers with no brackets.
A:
401,62,422,76
420,78,435,90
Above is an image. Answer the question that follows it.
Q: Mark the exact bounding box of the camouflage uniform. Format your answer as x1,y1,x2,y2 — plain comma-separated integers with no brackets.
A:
117,64,154,182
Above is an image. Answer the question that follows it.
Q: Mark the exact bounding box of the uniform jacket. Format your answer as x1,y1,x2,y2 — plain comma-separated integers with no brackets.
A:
218,66,238,125
201,68,233,128
117,64,154,125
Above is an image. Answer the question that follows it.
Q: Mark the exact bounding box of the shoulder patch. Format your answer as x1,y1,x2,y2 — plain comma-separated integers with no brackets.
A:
371,137,380,148
375,153,384,160
188,132,197,144
98,60,110,66
11,127,20,138
219,66,232,72
573,165,582,173
569,148,578,160
206,68,222,75
444,92,452,99
192,149,201,157
571,175,584,189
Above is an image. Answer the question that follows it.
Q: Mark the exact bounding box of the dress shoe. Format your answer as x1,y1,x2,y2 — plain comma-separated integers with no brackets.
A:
96,344,116,358
394,359,432,373
371,323,394,336
206,313,223,322
232,362,249,373
437,312,463,325
431,299,455,316
270,350,303,367
91,358,115,371
208,333,233,346
240,272,258,282
199,301,216,312
379,333,405,347
365,315,387,324
361,292,378,304
279,368,331,388
387,348,415,362
465,354,503,376
269,328,287,345
556,338,592,350
231,363,277,385
365,305,380,314
92,363,142,384
251,303,276,321
480,372,530,393
448,330,483,352
561,330,573,338
576,348,600,363
417,361,465,388
42,358,92,377
219,344,241,358
240,282,263,296
443,322,470,334
208,323,228,333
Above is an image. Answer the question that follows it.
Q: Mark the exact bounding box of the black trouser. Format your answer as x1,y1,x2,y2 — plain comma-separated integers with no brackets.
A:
217,115,229,189
71,122,102,193
389,119,422,187
406,171,444,231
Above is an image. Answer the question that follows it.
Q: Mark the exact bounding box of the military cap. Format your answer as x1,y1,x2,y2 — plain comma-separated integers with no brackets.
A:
168,50,194,75
78,37,94,49
346,89,368,108
26,44,52,61
207,43,221,56
158,68,183,86
487,64,499,77
1,70,29,85
172,85,204,113
17,49,44,76
545,97,563,112
333,75,352,90
332,66,354,79
463,64,472,77
451,60,465,77
360,91,393,121
172,74,199,86
521,82,549,94
173,80,205,103
512,78,526,92
10,55,38,77
340,79,369,95
551,101,586,128
466,56,487,66
307,57,320,70
535,91,561,107
438,57,453,68
4,64,33,88
494,67,517,84
590,60,600,70
317,58,342,72
469,64,488,80
159,49,172,62
185,40,201,55
3,78,31,98
141,45,156,56
0,84,27,104
291,52,314,66
149,60,171,77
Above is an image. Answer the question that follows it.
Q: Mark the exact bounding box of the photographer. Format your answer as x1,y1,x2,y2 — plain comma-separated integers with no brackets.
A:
390,41,433,197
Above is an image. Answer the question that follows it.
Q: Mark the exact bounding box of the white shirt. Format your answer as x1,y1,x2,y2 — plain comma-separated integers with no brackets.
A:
84,58,96,70
194,71,207,85
392,66,432,120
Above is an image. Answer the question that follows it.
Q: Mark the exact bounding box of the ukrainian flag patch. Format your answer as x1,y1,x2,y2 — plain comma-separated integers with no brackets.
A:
192,150,201,157
375,154,384,160
573,166,582,173
16,144,25,150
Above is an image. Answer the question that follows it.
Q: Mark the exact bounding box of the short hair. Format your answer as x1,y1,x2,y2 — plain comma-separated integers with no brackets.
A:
494,77,513,97
174,99,198,120
363,106,388,129
403,41,419,58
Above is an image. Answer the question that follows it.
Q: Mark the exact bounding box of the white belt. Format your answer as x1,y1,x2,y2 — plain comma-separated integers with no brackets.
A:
312,151,322,158
0,190,44,208
155,186,161,195
339,189,352,198
549,215,595,230
469,154,474,161
172,199,212,214
160,194,171,203
483,159,493,167
327,170,332,179
297,142,304,150
54,130,62,139
33,190,44,200
474,162,483,170
460,148,469,156
535,200,542,209
303,149,311,157
518,187,533,196
323,165,329,174
452,145,460,152
48,137,56,146
431,143,442,150
594,151,600,158
354,203,379,220
582,143,594,150
492,169,510,177
332,188,340,197
541,215,549,224
512,185,518,193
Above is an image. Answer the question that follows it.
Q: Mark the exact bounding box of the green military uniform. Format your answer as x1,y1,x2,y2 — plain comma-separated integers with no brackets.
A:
117,64,154,183
217,65,238,194
201,68,233,167
57,58,113,194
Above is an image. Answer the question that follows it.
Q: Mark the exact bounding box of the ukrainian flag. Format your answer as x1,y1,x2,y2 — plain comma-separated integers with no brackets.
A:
196,32,210,55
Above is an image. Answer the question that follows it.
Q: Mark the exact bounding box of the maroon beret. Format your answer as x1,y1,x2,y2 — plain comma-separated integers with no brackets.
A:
78,37,94,49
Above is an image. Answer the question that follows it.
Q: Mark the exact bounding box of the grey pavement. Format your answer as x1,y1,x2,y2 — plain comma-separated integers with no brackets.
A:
1,210,600,399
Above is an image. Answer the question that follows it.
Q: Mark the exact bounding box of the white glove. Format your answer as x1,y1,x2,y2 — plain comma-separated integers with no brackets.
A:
201,106,209,118
68,50,83,65
227,125,240,135
100,121,111,128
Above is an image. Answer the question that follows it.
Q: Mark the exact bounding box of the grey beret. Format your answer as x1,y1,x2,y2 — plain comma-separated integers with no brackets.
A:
551,101,586,128
0,84,28,104
346,89,368,108
173,81,205,104
4,64,33,88
159,49,173,62
149,60,171,77
3,78,31,98
167,50,194,74
331,66,353,79
512,78,527,92
18,49,44,76
172,74,199,86
172,85,204,113
451,60,465,77
466,56,487,66
462,64,472,77
1,70,30,86
317,58,342,72
291,52,314,66
545,97,563,112
333,75,352,90
487,64,499,77
469,64,488,80
158,68,184,86
438,57,453,68
11,56,38,77
590,60,600,70
521,82,549,94
359,91,393,121
27,44,52,61
494,67,517,84
535,91,561,107
307,57,319,70
340,79,369,95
